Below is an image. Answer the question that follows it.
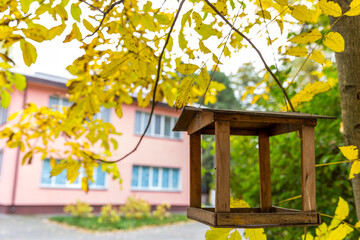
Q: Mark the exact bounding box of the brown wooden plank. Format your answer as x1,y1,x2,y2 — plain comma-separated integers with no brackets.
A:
201,128,258,136
268,123,301,136
272,206,301,213
190,133,201,208
214,112,318,126
301,125,316,212
215,121,230,213
187,111,214,134
203,207,262,213
259,130,272,212
217,212,320,227
187,207,216,226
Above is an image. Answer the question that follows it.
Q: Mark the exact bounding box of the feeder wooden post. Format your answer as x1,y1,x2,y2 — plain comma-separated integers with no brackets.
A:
301,125,316,212
190,132,202,208
215,121,230,213
259,130,272,212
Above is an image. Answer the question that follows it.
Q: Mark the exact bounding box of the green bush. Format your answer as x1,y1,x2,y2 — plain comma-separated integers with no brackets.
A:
64,200,93,218
152,203,171,220
98,204,120,223
121,197,150,219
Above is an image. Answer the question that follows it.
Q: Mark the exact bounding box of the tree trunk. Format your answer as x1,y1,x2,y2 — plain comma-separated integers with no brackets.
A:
330,3,360,220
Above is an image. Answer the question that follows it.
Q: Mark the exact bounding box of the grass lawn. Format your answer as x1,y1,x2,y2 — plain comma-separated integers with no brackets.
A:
50,214,189,231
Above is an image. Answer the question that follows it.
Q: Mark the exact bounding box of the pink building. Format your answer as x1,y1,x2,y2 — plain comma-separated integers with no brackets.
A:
0,73,190,214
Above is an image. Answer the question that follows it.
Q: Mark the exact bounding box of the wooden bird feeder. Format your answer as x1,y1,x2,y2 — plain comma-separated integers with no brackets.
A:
173,106,335,228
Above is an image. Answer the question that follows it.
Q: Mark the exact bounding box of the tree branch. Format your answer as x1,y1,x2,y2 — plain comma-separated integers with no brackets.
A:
79,0,104,13
203,0,295,112
94,0,186,163
84,0,125,39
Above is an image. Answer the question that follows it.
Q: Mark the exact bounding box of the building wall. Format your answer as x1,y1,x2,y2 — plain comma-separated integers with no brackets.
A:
0,80,189,212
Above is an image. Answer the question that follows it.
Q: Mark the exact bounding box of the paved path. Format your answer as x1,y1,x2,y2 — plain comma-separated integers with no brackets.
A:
0,214,209,240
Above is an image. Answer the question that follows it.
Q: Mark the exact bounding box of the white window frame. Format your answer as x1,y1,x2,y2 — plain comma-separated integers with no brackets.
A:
0,106,8,125
40,159,108,190
0,151,3,178
131,165,181,192
134,111,182,140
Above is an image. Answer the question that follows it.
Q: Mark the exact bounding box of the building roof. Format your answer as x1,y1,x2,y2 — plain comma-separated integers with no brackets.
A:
24,72,69,87
173,106,336,136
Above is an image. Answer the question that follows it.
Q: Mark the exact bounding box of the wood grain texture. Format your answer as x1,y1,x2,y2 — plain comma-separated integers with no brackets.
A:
215,121,230,213
268,123,302,136
187,207,216,226
187,111,214,134
259,130,272,212
301,125,316,212
190,133,201,208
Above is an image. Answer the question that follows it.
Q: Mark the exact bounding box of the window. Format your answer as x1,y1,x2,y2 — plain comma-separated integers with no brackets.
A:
49,96,111,122
40,159,107,189
134,111,181,140
0,106,8,125
131,165,181,191
0,151,3,178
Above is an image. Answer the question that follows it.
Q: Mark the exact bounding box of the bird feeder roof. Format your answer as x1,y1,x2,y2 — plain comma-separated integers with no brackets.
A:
173,106,335,136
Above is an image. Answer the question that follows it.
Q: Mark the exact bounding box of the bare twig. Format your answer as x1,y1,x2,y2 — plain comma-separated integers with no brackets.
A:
93,0,186,163
84,0,125,39
155,0,168,15
203,0,295,112
79,0,104,13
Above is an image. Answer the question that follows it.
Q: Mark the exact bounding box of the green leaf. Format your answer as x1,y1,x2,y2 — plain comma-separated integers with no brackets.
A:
20,40,37,67
175,76,194,109
14,73,26,91
176,64,199,75
345,0,360,16
291,5,314,22
319,0,342,17
324,32,345,52
1,90,10,108
71,3,82,22
205,228,232,240
289,29,322,44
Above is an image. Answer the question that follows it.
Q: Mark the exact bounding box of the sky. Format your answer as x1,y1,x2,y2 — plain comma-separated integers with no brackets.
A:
10,0,292,79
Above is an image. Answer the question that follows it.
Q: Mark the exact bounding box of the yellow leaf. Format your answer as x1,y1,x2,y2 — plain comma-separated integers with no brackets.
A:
205,228,232,240
176,64,199,75
229,230,242,240
67,162,81,183
256,10,272,20
319,0,342,17
301,233,314,240
8,112,18,121
244,229,267,240
324,32,345,52
20,40,37,67
329,197,349,230
175,76,194,109
289,29,322,44
48,24,66,39
14,73,26,91
284,46,308,57
345,0,360,16
310,50,325,64
291,5,314,22
198,68,210,89
231,197,250,208
199,41,211,54
63,23,82,43
101,58,123,78
82,177,89,192
50,162,67,177
71,3,82,22
328,224,353,240
339,145,358,160
214,0,227,15
251,95,261,104
350,160,360,179
20,0,35,13
274,0,288,6
276,20,284,34
179,32,187,50
83,19,95,32
195,24,222,40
